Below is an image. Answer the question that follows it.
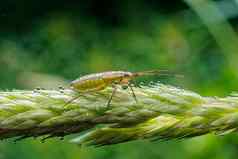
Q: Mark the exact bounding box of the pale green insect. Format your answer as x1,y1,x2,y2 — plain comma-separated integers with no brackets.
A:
67,70,175,107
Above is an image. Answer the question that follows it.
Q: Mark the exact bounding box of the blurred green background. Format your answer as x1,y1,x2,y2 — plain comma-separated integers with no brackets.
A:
1,0,238,158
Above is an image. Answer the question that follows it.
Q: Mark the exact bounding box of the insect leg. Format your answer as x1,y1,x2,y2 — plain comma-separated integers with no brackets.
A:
128,83,138,103
106,85,117,108
65,85,107,107
63,94,83,106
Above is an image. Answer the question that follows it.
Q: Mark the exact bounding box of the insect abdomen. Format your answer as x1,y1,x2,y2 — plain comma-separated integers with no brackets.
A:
71,78,106,92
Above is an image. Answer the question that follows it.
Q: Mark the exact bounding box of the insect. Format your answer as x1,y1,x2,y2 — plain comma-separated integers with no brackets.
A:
66,70,178,107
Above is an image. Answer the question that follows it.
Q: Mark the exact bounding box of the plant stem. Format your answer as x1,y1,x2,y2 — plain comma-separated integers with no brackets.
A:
0,84,238,146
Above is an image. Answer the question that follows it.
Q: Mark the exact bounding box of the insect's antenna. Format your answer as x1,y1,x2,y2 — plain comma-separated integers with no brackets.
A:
132,70,183,78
